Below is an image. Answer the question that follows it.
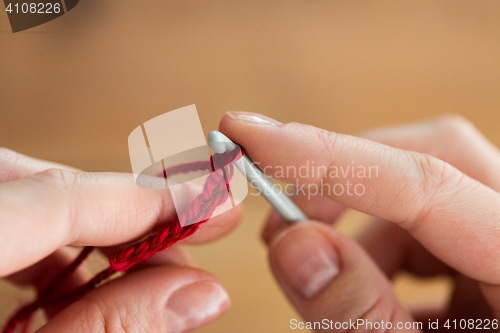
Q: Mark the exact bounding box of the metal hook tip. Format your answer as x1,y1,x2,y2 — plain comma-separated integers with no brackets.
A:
208,131,236,154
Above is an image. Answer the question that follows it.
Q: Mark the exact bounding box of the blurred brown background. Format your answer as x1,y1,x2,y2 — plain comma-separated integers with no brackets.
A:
1,1,499,332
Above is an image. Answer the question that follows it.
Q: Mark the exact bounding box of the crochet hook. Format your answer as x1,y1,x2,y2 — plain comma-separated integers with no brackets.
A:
208,131,307,223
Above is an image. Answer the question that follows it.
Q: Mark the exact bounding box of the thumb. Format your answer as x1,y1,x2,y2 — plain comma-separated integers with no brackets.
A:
268,222,422,332
36,267,230,333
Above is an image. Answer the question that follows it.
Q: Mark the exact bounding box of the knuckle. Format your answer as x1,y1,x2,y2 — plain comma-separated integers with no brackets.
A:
75,299,107,333
78,297,152,333
438,114,476,138
406,151,465,225
0,147,17,162
0,148,20,182
283,121,304,138
32,170,80,240
316,130,339,155
105,305,146,333
36,168,79,189
285,122,339,154
408,152,441,190
315,130,342,187
407,151,447,191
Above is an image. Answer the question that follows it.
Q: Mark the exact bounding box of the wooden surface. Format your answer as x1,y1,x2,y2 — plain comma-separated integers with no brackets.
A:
1,1,499,332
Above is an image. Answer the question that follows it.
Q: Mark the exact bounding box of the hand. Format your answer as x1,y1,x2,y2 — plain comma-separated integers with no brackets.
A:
0,149,243,332
220,112,500,332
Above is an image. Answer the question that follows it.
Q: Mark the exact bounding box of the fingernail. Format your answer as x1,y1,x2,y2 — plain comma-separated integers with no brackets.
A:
270,225,340,299
166,281,230,333
226,111,282,126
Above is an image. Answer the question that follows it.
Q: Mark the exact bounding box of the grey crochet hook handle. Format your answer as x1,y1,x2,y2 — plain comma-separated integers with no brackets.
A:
208,131,307,223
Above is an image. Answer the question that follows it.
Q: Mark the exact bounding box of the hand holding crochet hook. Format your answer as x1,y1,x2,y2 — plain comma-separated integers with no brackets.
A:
219,112,500,331
1,112,500,332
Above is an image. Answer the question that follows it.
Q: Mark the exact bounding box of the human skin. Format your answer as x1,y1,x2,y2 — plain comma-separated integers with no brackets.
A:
3,113,500,332
0,151,243,333
220,112,500,332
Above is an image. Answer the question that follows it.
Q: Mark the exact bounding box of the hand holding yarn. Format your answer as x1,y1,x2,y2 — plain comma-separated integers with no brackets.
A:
0,148,243,333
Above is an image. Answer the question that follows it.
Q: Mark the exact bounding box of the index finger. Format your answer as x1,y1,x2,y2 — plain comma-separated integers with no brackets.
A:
220,112,500,285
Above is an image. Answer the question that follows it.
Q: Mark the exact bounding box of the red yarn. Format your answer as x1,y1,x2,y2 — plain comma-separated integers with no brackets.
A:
3,148,242,333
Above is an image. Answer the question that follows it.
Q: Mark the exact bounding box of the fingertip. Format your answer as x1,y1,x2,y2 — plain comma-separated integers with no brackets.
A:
268,222,341,299
166,280,230,333
218,112,240,136
218,112,284,153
